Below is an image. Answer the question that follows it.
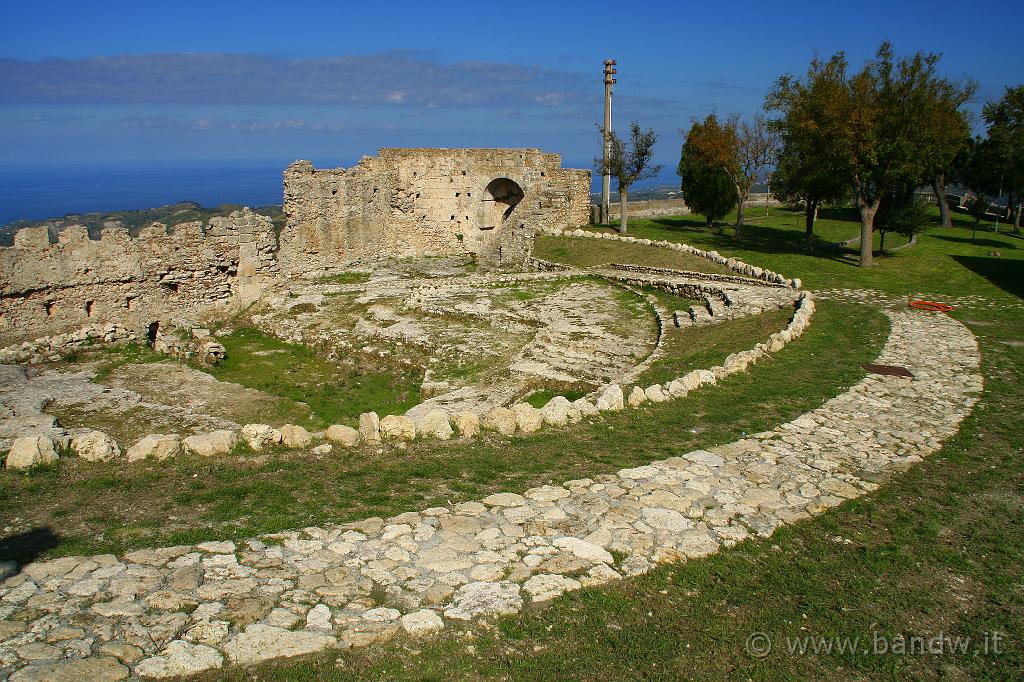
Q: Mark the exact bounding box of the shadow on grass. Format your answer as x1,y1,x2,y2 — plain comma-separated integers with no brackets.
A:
951,255,1024,299
648,216,857,265
0,527,61,567
932,234,1019,250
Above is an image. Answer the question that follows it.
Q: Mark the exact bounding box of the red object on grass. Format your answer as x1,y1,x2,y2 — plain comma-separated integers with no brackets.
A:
908,300,954,312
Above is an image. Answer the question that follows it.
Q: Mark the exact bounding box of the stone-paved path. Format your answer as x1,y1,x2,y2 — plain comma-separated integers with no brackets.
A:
0,309,982,680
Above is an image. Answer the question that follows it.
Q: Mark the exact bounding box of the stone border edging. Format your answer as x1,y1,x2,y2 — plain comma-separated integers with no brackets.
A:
538,227,801,289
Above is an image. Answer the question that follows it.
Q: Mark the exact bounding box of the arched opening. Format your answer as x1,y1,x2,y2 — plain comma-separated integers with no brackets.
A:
481,178,524,231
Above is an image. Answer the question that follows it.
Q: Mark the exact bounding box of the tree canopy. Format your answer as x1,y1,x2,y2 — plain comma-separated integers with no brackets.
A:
678,116,737,228
768,42,974,266
766,54,853,245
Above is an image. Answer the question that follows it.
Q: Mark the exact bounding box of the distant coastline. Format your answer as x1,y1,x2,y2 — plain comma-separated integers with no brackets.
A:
0,162,687,229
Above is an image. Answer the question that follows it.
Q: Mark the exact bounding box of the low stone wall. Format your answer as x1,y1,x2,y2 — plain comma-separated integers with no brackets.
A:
3,270,814,467
603,198,690,221
0,323,137,365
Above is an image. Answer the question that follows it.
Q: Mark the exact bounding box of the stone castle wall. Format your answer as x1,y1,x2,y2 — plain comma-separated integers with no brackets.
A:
279,148,590,274
0,148,589,346
0,209,277,346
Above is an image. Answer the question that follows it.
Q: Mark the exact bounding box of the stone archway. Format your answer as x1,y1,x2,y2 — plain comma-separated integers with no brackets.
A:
481,178,524,231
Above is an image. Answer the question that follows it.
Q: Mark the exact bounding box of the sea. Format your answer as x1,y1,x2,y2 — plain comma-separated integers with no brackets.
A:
0,163,682,227
0,163,286,226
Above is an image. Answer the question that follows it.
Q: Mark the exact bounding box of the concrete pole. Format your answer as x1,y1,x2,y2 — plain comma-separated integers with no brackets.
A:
601,59,616,225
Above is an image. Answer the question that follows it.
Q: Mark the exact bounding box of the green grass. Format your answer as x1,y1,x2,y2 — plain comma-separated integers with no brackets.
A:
206,327,422,428
534,236,736,274
597,204,1022,299
88,341,170,382
0,300,884,561
637,306,793,387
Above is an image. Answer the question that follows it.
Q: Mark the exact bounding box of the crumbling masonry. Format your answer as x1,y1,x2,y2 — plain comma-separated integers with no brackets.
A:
0,149,590,346
279,148,590,273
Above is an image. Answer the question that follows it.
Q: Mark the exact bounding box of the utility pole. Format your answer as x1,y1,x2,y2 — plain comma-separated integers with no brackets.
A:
601,59,616,225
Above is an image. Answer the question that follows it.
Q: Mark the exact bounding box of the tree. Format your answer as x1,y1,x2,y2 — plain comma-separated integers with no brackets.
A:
774,42,974,267
679,113,778,239
595,121,663,234
678,118,737,229
875,182,929,252
960,135,1005,240
766,54,852,245
982,85,1024,233
917,78,976,228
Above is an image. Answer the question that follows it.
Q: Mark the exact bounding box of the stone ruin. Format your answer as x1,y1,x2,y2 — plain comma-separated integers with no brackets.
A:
0,145,812,470
0,148,591,348
280,148,591,273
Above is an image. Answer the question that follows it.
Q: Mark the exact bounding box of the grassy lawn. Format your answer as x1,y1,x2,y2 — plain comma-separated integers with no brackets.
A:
0,299,882,562
583,204,1022,299
636,306,793,387
534,235,735,274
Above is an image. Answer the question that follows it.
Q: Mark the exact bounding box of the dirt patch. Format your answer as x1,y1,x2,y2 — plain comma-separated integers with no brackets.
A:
104,362,311,427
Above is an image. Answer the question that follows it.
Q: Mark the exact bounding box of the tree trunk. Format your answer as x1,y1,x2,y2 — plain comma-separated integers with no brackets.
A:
932,175,952,228
734,184,746,240
879,230,886,253
857,195,879,268
804,197,819,245
618,187,628,234
1015,202,1022,234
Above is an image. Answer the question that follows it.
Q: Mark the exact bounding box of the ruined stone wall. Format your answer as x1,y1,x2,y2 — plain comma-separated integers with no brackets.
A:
0,209,277,346
279,148,590,274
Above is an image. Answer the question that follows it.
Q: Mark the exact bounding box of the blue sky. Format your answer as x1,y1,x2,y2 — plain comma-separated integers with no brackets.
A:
1,0,1022,172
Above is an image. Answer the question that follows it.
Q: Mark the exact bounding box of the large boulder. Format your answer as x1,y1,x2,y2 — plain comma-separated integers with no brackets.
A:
241,424,283,451
126,434,182,462
450,411,480,438
596,384,624,412
280,424,313,448
358,412,381,443
481,407,516,436
627,386,647,407
571,398,599,417
539,396,575,426
645,384,670,403
414,410,454,440
379,415,416,441
71,430,121,462
325,424,361,447
5,435,58,470
510,403,543,434
183,430,239,457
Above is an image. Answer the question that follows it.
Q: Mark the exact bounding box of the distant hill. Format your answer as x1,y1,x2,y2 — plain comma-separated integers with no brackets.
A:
0,201,284,246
